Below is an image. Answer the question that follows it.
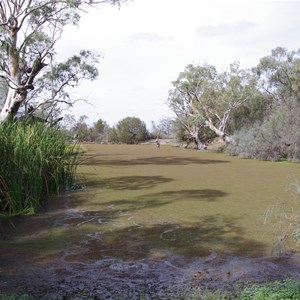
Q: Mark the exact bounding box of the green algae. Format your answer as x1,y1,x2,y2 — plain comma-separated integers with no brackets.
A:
1,144,299,264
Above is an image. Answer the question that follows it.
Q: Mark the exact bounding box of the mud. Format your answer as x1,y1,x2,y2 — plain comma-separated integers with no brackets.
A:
1,248,300,299
1,193,300,299
1,194,300,299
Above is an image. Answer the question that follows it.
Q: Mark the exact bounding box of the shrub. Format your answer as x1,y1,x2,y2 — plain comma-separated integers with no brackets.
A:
227,102,300,162
264,176,300,255
116,117,149,144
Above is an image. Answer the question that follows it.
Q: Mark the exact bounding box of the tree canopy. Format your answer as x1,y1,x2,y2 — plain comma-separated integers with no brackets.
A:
168,62,260,144
0,0,128,122
226,47,300,161
168,46,300,161
116,116,148,144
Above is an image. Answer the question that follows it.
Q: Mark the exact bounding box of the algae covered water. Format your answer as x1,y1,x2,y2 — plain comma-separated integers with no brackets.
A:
1,144,300,298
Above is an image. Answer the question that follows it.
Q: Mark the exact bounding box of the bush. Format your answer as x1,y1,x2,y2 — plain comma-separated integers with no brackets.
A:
264,175,300,255
227,102,300,162
0,121,82,215
116,117,149,144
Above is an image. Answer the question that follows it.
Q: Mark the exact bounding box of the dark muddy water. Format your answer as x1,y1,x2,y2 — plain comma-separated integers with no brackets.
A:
1,145,300,299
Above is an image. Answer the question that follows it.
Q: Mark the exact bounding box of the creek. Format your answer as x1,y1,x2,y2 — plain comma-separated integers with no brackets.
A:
1,144,300,299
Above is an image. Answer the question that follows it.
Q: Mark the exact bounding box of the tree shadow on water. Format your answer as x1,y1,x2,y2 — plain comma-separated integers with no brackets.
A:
61,214,267,263
138,189,229,203
0,210,267,266
86,175,174,190
81,155,230,166
84,188,230,212
83,174,229,204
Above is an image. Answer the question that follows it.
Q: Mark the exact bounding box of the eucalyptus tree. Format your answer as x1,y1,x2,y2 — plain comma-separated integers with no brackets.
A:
151,118,174,139
72,114,89,141
227,47,300,161
254,47,300,150
91,118,110,142
176,115,206,149
168,62,259,143
0,77,8,107
254,47,300,106
167,64,214,147
0,0,128,122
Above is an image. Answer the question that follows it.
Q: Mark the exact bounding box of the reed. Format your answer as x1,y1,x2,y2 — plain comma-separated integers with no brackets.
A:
0,121,82,216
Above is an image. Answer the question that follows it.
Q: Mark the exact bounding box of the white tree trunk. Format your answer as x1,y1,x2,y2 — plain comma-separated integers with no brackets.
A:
192,134,206,149
191,126,207,149
0,86,26,121
205,120,234,143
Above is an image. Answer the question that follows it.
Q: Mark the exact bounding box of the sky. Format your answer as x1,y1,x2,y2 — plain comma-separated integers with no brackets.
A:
56,0,300,129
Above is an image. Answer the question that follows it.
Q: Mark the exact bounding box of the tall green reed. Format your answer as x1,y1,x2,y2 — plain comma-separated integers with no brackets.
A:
0,121,82,216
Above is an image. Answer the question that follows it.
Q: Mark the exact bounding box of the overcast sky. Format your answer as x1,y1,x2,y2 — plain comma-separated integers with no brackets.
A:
56,0,300,129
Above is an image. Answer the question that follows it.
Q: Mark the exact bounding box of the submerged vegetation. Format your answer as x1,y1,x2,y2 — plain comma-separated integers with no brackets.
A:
0,121,82,216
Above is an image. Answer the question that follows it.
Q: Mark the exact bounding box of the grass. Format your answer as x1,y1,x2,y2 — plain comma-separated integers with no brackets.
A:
0,121,82,216
239,279,300,300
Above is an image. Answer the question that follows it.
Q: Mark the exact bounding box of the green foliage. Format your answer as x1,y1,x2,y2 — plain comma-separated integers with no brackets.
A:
170,280,300,299
172,117,216,146
227,102,300,161
178,289,228,300
94,118,106,134
63,115,111,143
254,47,300,105
240,279,300,300
226,124,260,158
168,62,260,143
91,118,110,143
0,0,128,121
0,121,82,215
169,46,300,161
151,118,174,138
116,117,149,144
228,92,271,133
34,50,100,113
71,114,90,142
108,127,119,143
227,47,300,161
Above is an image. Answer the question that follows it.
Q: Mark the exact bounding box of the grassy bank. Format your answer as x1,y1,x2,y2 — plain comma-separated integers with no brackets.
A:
0,121,82,216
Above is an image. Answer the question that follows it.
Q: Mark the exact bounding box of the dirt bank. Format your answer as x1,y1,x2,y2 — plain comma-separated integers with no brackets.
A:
1,249,300,299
